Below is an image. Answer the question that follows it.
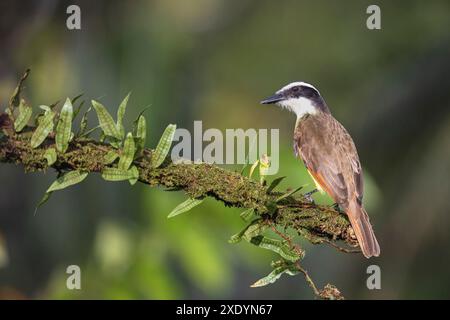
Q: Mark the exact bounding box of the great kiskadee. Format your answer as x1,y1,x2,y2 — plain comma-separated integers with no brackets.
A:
261,82,380,258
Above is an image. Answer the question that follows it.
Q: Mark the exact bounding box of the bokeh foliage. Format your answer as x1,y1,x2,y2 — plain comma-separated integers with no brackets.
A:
1,0,450,299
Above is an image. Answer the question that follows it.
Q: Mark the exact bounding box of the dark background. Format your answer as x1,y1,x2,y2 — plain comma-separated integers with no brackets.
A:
0,0,449,299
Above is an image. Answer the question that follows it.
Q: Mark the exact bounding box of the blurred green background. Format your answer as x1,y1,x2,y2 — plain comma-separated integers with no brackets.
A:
0,0,450,299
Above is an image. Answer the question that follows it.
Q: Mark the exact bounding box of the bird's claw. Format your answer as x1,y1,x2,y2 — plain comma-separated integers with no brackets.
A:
304,189,318,204
332,203,344,213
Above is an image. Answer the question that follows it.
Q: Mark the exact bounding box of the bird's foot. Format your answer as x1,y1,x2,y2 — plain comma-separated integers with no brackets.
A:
332,203,345,213
304,189,318,204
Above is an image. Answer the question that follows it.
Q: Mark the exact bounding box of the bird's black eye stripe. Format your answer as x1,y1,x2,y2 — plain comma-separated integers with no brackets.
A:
301,86,319,98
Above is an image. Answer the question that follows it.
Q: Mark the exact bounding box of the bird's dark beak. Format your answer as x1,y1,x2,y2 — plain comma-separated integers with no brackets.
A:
260,93,284,105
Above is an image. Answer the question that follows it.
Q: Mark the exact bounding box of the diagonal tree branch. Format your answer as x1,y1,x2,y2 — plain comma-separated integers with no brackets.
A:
0,71,357,299
0,116,356,246
0,112,353,299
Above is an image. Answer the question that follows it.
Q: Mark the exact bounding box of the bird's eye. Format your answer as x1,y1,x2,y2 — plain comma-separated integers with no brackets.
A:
292,87,300,92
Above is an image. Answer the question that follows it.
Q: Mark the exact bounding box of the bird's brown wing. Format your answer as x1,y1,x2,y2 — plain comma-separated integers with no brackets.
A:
349,148,364,205
336,118,364,204
295,113,379,258
299,147,349,205
294,113,362,207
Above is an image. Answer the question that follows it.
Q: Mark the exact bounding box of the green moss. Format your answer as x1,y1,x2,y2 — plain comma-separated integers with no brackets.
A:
0,111,353,251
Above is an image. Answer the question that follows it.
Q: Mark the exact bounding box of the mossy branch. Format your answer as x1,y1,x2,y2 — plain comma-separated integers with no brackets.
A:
0,118,356,243
0,71,357,299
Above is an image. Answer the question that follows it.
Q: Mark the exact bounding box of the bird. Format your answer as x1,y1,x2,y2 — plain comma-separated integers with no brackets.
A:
261,81,380,258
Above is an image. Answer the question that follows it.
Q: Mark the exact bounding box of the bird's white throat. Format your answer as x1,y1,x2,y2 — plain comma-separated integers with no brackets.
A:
278,97,317,119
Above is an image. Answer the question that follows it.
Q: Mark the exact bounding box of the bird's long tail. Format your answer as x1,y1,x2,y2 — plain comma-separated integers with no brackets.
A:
346,201,380,258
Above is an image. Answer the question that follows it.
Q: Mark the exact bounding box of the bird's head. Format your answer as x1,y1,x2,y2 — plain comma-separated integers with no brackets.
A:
261,82,329,118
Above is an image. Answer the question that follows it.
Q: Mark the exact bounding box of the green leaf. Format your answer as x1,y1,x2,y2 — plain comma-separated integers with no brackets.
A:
79,125,100,139
34,192,52,216
99,131,106,142
14,99,32,132
167,198,204,218
101,167,138,182
135,115,146,155
46,170,88,193
242,219,267,241
49,100,60,110
72,100,85,123
9,69,30,116
109,139,121,148
250,265,299,288
36,171,88,214
276,185,306,203
116,92,131,139
133,107,150,125
240,136,258,174
267,176,286,193
55,98,73,153
239,208,254,222
118,132,135,171
228,231,245,244
30,110,55,148
5,108,13,118
259,154,270,182
265,201,278,215
152,124,176,168
128,165,139,185
71,93,84,105
91,100,121,140
78,106,91,136
39,105,51,112
249,160,259,179
250,235,302,262
250,266,286,287
103,150,119,165
44,148,57,166
229,219,265,244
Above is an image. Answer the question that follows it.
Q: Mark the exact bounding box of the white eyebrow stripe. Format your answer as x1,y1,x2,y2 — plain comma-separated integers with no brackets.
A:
276,81,319,94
